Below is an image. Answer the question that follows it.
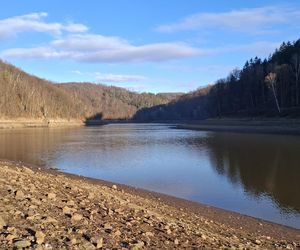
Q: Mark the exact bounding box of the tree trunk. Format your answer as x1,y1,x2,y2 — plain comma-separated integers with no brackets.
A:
271,83,281,113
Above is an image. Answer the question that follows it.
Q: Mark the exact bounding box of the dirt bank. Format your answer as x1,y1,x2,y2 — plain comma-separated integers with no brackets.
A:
177,118,300,135
0,119,85,129
0,161,299,249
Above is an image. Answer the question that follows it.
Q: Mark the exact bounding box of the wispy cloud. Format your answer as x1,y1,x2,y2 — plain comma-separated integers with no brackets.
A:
156,6,300,34
0,12,88,39
95,73,147,83
1,33,202,62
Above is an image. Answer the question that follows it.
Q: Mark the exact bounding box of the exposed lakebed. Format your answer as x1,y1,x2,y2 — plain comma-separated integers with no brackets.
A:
1,123,300,229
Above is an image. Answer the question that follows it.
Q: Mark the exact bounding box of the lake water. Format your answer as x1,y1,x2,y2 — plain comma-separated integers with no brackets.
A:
1,123,300,229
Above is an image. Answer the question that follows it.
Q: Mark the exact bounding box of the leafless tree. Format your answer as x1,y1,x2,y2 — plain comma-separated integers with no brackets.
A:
265,72,281,113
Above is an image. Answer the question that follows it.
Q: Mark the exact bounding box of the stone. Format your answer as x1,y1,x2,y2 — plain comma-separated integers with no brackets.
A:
47,193,56,199
67,200,75,206
14,240,31,248
132,240,144,249
0,215,7,229
174,238,179,245
15,190,25,200
72,213,83,221
112,185,117,190
6,234,16,241
70,238,77,245
63,206,72,215
35,231,46,244
145,232,154,237
22,167,34,174
255,239,261,245
96,238,103,248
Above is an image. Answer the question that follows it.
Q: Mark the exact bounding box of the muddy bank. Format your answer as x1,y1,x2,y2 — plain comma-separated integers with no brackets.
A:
0,161,299,249
177,119,300,135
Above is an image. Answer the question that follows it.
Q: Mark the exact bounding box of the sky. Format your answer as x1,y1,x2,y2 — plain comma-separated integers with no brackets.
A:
0,1,299,93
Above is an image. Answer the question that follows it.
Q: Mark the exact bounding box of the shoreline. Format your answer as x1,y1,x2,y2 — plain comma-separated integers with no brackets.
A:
0,160,299,249
176,118,300,135
0,119,85,129
2,118,300,136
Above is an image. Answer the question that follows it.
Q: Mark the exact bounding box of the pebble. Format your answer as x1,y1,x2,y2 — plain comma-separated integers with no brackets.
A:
0,215,7,229
15,190,25,200
35,231,46,244
63,206,72,215
72,213,83,221
14,240,31,248
47,193,56,199
255,239,261,245
112,185,117,190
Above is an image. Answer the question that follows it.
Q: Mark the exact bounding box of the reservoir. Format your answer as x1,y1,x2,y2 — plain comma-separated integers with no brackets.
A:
1,123,300,229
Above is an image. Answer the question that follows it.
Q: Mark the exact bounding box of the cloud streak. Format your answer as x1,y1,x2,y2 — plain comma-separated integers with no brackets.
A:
0,12,88,39
156,6,300,34
95,73,147,83
1,34,202,63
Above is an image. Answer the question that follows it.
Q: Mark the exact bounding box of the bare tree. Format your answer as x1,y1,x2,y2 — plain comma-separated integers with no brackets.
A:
265,72,281,113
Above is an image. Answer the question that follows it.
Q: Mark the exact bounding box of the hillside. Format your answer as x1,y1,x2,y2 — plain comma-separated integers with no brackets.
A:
134,39,300,121
0,60,181,121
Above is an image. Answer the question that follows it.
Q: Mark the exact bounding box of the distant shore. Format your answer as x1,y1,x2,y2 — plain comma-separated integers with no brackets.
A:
0,160,299,249
0,119,111,129
176,118,300,135
0,119,84,129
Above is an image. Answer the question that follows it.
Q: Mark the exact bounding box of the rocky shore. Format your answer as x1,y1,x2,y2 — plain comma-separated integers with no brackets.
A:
0,162,299,249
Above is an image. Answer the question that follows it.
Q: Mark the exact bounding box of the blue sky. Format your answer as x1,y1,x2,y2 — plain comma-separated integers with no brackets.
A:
0,0,299,93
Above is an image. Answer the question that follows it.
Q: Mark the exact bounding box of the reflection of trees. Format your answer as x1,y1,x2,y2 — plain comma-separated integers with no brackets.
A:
0,128,75,166
185,133,300,213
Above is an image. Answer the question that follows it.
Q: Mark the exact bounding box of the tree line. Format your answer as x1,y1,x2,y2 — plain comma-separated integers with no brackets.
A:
134,39,300,121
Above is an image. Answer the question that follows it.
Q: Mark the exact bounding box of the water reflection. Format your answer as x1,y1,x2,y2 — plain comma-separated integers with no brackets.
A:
0,124,299,228
202,133,300,213
0,127,75,166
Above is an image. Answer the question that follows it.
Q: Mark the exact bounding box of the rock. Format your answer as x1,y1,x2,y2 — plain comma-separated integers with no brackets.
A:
0,215,7,229
22,167,34,174
112,185,117,190
201,234,207,240
174,238,179,245
35,231,46,244
14,240,31,248
96,238,103,248
255,239,261,245
15,190,25,200
145,232,154,237
82,241,96,250
47,193,56,199
63,206,72,215
113,230,121,236
72,213,83,221
132,240,144,249
88,192,95,199
43,217,58,224
67,200,75,206
6,234,16,241
70,238,77,245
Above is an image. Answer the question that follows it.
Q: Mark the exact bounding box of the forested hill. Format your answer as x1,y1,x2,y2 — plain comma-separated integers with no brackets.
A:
134,39,300,121
0,60,181,120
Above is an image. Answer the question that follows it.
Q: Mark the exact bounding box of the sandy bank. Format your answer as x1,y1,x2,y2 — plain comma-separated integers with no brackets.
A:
0,160,299,249
177,119,300,135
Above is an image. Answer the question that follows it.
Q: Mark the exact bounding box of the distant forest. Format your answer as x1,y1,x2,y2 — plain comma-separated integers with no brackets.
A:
0,60,180,120
134,39,300,121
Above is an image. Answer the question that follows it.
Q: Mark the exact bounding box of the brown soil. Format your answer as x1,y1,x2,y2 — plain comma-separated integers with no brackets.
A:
0,161,299,249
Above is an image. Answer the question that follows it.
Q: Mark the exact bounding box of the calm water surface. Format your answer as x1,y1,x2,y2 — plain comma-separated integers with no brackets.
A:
0,124,300,229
